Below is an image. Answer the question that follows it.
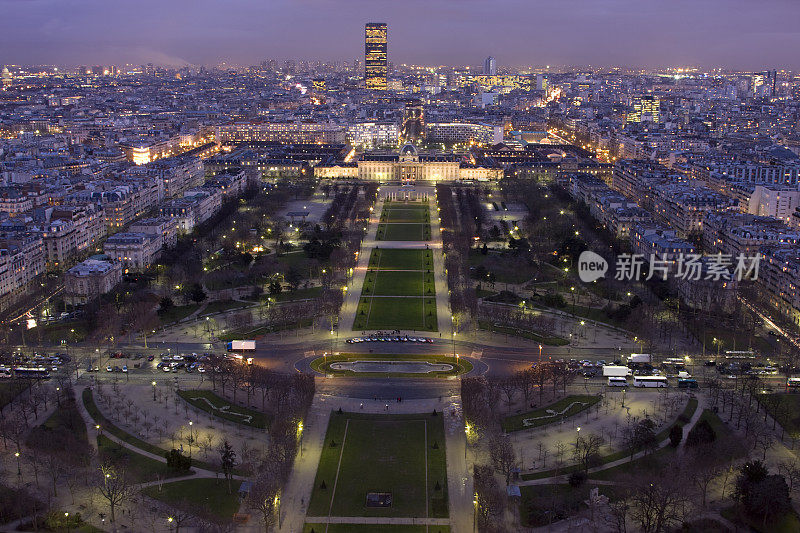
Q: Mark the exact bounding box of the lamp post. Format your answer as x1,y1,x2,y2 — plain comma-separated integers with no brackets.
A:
538,344,542,365
275,493,282,528
188,421,193,457
298,421,304,457
473,493,478,533
14,451,20,477
575,426,581,448
152,381,157,401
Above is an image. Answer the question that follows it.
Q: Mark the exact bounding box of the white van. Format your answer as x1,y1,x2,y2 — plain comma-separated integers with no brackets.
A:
608,376,628,387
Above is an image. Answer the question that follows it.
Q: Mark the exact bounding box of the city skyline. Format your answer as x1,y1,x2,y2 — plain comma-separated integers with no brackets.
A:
1,0,800,69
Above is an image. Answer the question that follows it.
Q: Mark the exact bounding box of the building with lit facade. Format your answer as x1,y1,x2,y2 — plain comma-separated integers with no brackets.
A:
365,23,388,91
627,95,660,124
315,144,502,182
216,122,346,145
347,122,399,149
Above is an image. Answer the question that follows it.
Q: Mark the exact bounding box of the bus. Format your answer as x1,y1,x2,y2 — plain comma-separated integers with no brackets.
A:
787,378,800,391
633,375,668,388
0,366,11,378
724,351,756,360
13,367,51,379
678,378,699,389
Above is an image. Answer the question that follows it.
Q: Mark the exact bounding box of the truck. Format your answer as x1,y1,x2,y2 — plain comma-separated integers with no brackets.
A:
603,365,631,377
628,353,652,364
226,340,256,352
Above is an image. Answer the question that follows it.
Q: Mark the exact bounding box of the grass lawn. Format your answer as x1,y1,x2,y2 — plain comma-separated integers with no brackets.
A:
216,318,314,341
307,412,448,519
383,208,429,224
502,395,601,432
721,505,800,533
201,300,250,315
27,397,89,448
270,286,323,302
377,223,430,242
691,408,747,459
158,303,202,325
97,435,192,484
142,478,242,520
356,297,437,331
759,393,800,434
369,249,432,271
478,320,569,346
369,271,424,296
304,526,448,533
0,380,28,410
27,320,88,344
468,249,541,285
176,389,269,429
311,353,472,378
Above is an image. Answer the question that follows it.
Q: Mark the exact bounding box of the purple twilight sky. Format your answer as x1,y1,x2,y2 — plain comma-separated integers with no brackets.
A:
2,0,800,69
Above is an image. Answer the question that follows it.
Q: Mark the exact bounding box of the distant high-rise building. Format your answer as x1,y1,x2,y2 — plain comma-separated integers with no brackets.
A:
535,74,548,91
365,22,388,90
627,95,660,124
484,56,496,76
752,70,777,97
1,67,12,89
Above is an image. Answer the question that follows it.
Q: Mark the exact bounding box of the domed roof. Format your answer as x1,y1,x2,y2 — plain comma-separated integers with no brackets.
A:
400,143,418,156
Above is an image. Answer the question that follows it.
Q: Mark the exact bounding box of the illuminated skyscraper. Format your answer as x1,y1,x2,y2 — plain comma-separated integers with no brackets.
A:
365,22,388,90
484,56,496,76
627,95,660,124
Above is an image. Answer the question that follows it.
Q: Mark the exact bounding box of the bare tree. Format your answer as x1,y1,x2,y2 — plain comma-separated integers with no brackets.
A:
777,459,800,494
628,470,691,533
573,433,604,473
489,434,517,484
473,464,505,530
97,462,134,523
247,473,280,532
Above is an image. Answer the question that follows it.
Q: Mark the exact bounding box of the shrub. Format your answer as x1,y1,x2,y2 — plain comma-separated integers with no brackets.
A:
568,471,587,487
164,449,192,471
669,424,683,447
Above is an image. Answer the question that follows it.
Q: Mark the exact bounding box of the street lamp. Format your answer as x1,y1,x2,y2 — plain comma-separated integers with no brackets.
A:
152,381,157,401
538,344,543,365
473,493,479,533
14,451,20,476
576,426,581,447
298,421,304,457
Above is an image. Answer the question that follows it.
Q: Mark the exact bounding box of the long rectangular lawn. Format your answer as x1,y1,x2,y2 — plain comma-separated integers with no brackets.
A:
381,223,428,241
369,249,426,271
385,208,429,224
307,413,449,519
365,297,426,329
372,271,424,296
